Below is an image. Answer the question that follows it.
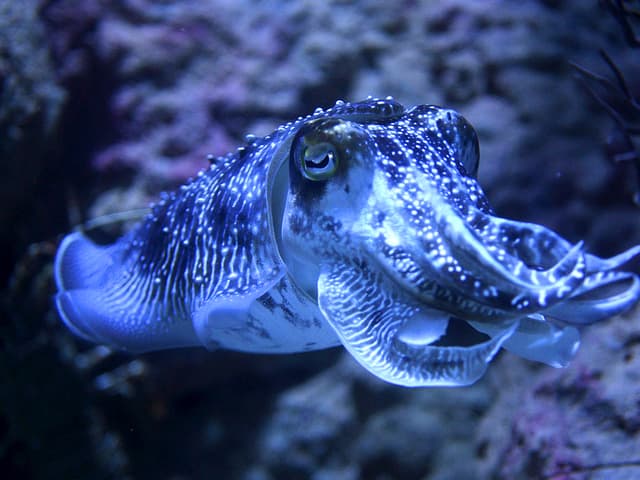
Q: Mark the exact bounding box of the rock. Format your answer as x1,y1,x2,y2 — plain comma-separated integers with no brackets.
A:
0,0,65,280
476,307,640,480
41,0,637,250
248,356,495,479
252,362,358,479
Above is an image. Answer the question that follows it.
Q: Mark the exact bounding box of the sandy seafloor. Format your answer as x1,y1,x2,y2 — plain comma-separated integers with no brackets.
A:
2,1,640,479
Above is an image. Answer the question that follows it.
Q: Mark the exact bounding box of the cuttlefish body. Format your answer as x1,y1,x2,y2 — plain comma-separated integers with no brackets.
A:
55,98,640,386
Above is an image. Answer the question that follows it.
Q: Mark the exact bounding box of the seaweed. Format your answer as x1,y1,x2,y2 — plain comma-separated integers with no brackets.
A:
571,0,640,204
603,0,640,46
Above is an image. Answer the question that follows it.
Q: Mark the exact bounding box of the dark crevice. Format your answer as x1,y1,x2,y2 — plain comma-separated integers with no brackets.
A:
40,7,123,228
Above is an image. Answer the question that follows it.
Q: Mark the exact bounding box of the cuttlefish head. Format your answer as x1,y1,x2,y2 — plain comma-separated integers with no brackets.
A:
280,99,640,386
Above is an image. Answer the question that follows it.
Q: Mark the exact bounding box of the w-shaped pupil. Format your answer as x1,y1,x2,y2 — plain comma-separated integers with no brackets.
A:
306,151,332,170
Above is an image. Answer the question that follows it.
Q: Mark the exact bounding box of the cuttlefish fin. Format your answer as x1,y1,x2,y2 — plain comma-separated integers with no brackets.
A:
317,258,517,387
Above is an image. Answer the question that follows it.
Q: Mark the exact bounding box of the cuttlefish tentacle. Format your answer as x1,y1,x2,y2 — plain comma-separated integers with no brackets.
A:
468,213,640,276
466,213,576,269
411,198,586,314
432,205,640,319
545,271,640,324
585,245,640,272
317,256,518,387
465,214,640,323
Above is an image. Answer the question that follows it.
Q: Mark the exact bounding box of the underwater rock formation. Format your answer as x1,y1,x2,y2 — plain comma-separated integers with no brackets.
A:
2,0,639,478
0,0,65,283
44,0,640,255
476,308,640,480
246,356,493,479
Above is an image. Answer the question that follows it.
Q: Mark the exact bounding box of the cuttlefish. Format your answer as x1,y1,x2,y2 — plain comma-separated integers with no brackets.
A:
54,98,640,386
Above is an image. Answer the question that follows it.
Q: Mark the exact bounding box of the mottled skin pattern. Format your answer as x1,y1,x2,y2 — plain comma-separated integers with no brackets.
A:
55,98,640,387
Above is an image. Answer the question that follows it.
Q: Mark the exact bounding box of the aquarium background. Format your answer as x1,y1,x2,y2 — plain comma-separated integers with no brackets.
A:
2,0,640,479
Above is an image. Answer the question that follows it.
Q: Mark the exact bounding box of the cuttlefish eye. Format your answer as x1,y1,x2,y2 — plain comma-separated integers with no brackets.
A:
301,142,339,181
292,118,349,182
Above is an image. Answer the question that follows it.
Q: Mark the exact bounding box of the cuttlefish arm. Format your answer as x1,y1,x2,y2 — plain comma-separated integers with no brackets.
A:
317,256,518,387
470,315,580,368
